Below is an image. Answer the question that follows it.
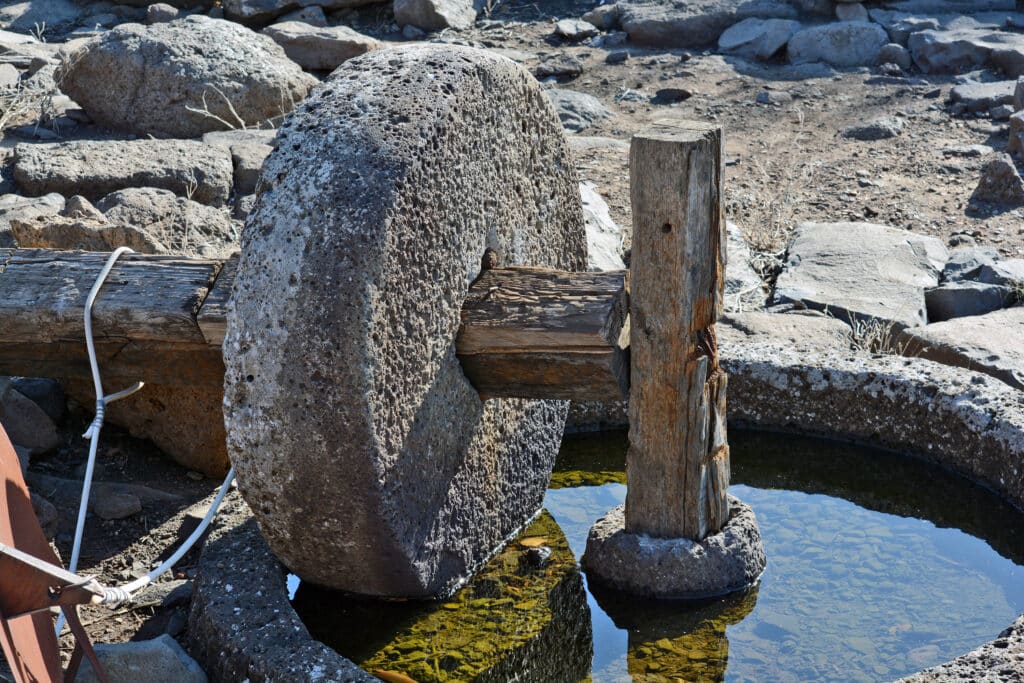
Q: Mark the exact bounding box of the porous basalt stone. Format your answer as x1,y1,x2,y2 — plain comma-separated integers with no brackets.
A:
55,16,317,138
582,497,766,598
223,45,586,598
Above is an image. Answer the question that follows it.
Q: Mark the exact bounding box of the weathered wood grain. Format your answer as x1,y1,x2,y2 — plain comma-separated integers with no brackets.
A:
197,253,238,346
456,266,630,401
0,249,225,384
624,120,730,541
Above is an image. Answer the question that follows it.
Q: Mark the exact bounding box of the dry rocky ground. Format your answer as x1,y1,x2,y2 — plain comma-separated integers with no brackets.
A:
0,0,1023,680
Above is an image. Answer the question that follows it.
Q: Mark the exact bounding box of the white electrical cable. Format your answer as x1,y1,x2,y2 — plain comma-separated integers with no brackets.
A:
58,247,236,625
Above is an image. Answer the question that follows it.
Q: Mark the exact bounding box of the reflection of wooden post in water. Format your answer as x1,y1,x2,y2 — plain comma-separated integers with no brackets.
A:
625,120,730,541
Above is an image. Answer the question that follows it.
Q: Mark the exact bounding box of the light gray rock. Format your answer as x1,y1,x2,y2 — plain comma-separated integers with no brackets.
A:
278,5,328,24
55,16,317,138
978,259,1024,286
555,18,599,41
580,181,624,271
228,144,272,195
581,498,766,598
942,246,999,282
835,2,867,22
535,53,585,79
0,1,83,31
223,45,586,597
62,195,105,222
925,282,1013,321
146,3,180,22
75,634,207,683
545,88,613,132
12,140,234,206
394,0,476,30
223,0,380,22
0,192,64,248
900,307,1024,391
756,89,792,105
0,379,60,455
724,221,765,311
883,0,1013,10
620,0,798,48
910,28,1024,76
718,17,800,61
95,187,239,258
972,153,1024,205
990,103,1014,120
1007,112,1024,157
582,3,621,30
1014,75,1024,111
842,115,903,140
949,80,1015,112
787,21,889,67
201,129,278,148
93,492,143,520
261,21,379,71
878,42,912,70
0,63,19,89
774,222,947,328
719,310,852,350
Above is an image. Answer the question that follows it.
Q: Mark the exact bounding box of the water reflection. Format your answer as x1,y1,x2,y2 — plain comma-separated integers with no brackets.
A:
591,584,759,683
293,511,592,682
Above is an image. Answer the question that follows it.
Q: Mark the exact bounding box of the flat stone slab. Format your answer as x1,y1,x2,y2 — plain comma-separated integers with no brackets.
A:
774,222,947,328
900,306,1024,391
619,0,798,48
12,140,234,207
223,45,585,598
909,27,1024,76
719,310,852,350
582,497,766,598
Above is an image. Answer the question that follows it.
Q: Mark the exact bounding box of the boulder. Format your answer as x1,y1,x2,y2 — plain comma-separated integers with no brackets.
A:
719,311,852,351
949,80,1015,113
0,378,60,454
774,222,947,328
718,18,800,61
580,181,625,271
146,3,180,22
555,18,599,41
261,21,380,71
55,16,317,138
978,259,1024,286
12,140,234,206
942,247,999,282
96,187,239,258
0,192,64,248
544,88,612,132
878,43,912,70
223,0,380,22
75,634,207,683
620,0,797,48
835,3,867,22
972,154,1024,205
883,0,1013,10
278,5,327,24
223,45,586,597
841,116,903,140
11,216,167,253
925,282,1013,321
393,0,477,30
0,1,83,32
787,21,889,67
64,380,230,477
582,4,621,30
899,307,1024,391
11,377,65,423
909,28,1024,76
535,53,585,79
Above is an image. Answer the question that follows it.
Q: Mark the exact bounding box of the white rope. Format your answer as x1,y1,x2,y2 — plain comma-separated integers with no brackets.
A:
58,247,234,622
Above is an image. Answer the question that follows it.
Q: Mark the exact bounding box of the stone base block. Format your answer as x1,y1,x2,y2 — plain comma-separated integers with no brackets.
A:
581,496,766,599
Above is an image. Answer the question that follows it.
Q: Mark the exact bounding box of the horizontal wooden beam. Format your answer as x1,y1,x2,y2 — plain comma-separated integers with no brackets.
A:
0,251,631,401
0,249,231,386
456,266,630,401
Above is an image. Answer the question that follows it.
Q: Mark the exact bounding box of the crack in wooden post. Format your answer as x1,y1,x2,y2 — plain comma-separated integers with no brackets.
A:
624,120,730,541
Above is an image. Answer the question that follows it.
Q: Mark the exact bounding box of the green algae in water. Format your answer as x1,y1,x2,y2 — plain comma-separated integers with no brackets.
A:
292,511,592,682
546,429,1024,681
292,430,1024,681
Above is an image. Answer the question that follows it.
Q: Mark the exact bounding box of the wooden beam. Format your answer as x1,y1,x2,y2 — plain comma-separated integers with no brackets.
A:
624,120,730,541
456,266,629,401
0,249,225,385
197,253,238,347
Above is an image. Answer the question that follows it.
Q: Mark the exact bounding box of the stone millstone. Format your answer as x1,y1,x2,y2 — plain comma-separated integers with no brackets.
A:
223,45,586,598
581,497,766,598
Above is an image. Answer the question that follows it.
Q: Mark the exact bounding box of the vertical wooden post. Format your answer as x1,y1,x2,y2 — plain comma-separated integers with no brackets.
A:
625,120,730,541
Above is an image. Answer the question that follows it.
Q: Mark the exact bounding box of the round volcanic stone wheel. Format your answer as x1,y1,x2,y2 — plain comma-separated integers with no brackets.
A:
223,45,586,597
